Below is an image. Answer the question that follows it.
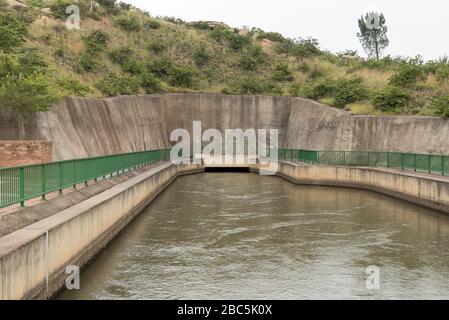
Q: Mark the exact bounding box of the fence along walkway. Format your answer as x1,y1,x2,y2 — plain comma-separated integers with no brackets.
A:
279,149,449,176
0,149,171,209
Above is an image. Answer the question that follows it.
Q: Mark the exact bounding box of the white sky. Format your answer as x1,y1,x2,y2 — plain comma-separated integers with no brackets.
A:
123,0,449,60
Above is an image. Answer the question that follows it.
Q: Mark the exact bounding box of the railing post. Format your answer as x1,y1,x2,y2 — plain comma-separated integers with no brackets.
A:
41,164,46,200
442,156,445,176
59,162,63,194
414,154,417,172
317,151,320,165
343,152,346,166
387,152,390,168
401,153,405,170
428,155,431,174
19,167,25,207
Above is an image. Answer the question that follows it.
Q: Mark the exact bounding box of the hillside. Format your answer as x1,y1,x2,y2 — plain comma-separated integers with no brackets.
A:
2,0,449,117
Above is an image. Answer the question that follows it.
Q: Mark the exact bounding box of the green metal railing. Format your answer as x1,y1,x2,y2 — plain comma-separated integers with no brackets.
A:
0,149,171,209
279,149,449,176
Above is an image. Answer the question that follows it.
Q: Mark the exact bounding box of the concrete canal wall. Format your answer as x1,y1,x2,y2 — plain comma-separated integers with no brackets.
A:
3,94,449,160
0,162,203,300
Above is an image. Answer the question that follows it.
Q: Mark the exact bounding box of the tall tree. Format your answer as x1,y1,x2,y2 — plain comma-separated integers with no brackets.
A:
0,74,61,140
357,12,389,60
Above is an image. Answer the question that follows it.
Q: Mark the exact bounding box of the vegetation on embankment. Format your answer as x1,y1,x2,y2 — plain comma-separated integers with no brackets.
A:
1,0,449,118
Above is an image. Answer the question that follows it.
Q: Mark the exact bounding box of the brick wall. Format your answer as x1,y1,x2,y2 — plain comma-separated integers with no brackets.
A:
0,141,53,167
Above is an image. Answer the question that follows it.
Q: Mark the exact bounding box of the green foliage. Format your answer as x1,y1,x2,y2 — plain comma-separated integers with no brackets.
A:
272,62,294,82
0,10,29,52
109,47,133,65
389,63,425,87
144,19,161,30
97,0,119,14
275,37,321,58
223,76,282,96
357,12,389,60
436,65,449,83
193,46,211,67
140,72,161,94
288,83,301,97
78,52,99,72
239,46,266,71
83,30,109,54
371,86,410,112
96,73,140,96
210,27,250,50
255,32,286,42
169,66,196,88
0,74,62,114
148,57,174,78
122,58,144,75
57,77,92,96
114,14,142,32
430,95,449,118
304,78,368,107
147,40,166,54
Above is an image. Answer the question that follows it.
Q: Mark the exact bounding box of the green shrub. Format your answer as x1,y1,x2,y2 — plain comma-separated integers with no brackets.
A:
78,53,98,72
57,77,92,96
210,27,250,50
275,37,321,58
144,19,161,30
193,46,211,67
140,72,161,93
239,46,265,71
255,32,286,42
109,47,133,65
272,62,294,82
223,76,282,96
389,64,425,87
371,86,410,112
169,66,196,88
303,78,368,107
288,83,301,97
148,57,174,78
430,95,449,118
0,11,28,51
114,14,141,32
122,58,144,75
95,73,140,96
436,65,449,83
147,40,166,54
83,30,109,55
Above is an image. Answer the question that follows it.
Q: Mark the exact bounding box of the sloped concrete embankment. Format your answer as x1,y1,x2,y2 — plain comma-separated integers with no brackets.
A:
3,94,449,160
276,161,449,214
0,162,203,300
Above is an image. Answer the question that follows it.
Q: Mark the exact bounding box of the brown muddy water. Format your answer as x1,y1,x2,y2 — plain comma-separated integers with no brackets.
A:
58,172,449,300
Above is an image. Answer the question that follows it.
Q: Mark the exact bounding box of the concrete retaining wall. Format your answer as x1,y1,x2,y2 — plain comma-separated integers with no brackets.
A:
0,162,203,300
3,94,449,160
276,162,449,214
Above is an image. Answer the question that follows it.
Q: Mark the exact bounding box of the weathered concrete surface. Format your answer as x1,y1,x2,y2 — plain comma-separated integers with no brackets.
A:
0,165,161,238
0,162,203,300
2,94,449,160
275,161,449,214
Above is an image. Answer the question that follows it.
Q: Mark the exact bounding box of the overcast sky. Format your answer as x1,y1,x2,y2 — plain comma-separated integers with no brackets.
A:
123,0,449,60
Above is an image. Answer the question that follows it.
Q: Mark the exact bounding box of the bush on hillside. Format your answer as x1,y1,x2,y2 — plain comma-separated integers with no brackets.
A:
95,73,140,96
389,63,426,87
140,72,162,94
210,27,250,50
193,46,211,67
169,66,196,88
239,46,266,71
57,77,92,96
114,14,141,32
436,65,449,83
147,57,174,78
0,10,29,51
144,19,161,30
272,62,294,82
371,86,410,112
303,78,368,107
222,76,282,96
83,30,109,54
109,46,133,65
430,95,449,118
